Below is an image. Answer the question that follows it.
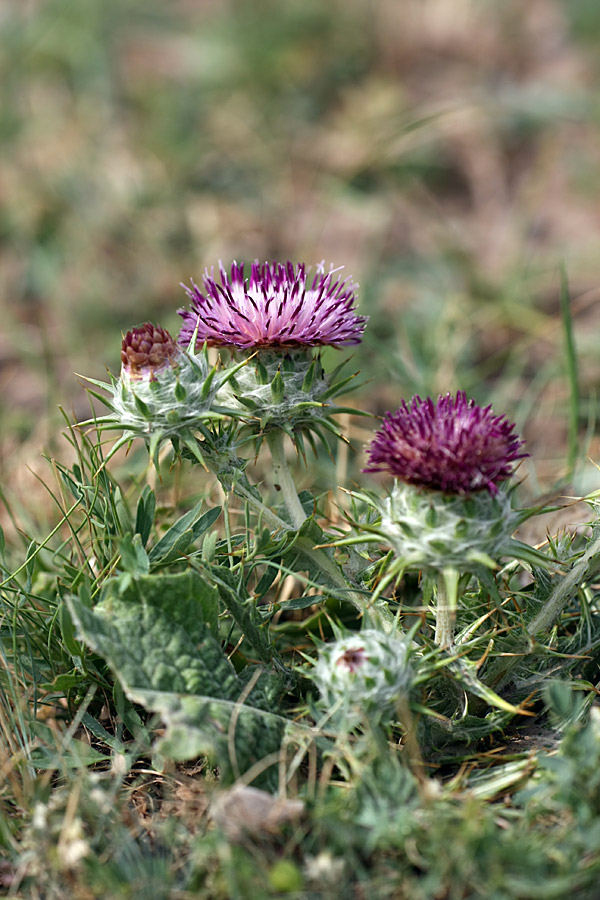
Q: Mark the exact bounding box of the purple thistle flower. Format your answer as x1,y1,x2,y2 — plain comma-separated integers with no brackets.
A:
364,392,527,494
177,260,367,350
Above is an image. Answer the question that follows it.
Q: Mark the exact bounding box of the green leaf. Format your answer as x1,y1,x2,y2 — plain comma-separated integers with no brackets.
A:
148,503,221,565
25,540,37,588
135,485,156,548
505,539,559,570
109,569,219,636
138,691,289,776
67,569,293,784
279,593,325,611
202,530,218,563
80,712,127,755
114,487,133,535
298,490,316,518
253,562,281,598
209,565,280,666
41,671,87,692
58,602,85,657
119,533,150,578
30,721,110,770
449,657,527,716
296,514,324,544
29,745,110,770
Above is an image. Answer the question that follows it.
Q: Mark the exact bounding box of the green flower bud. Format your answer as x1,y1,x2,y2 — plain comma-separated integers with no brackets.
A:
312,629,413,724
216,349,358,444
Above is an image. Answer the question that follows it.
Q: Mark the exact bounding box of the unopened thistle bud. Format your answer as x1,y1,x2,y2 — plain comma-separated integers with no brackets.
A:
120,322,179,378
81,322,237,465
311,629,413,724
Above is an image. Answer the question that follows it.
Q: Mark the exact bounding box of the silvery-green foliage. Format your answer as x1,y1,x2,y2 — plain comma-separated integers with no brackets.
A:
67,569,292,786
217,349,358,440
372,480,520,572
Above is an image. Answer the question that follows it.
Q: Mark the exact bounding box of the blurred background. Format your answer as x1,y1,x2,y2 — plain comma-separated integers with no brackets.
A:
2,0,600,523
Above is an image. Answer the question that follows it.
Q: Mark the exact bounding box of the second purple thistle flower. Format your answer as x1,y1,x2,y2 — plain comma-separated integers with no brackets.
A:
358,393,530,648
177,260,367,350
365,392,527,495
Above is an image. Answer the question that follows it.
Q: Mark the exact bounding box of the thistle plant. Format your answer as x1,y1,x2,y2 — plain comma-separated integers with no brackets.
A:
66,254,596,804
351,393,533,648
178,260,368,528
7,11,600,893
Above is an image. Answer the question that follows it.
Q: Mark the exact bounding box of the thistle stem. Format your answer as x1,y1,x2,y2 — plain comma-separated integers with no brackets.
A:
230,478,347,590
230,479,292,534
434,603,454,650
257,428,367,583
266,429,307,529
434,569,459,650
527,531,600,636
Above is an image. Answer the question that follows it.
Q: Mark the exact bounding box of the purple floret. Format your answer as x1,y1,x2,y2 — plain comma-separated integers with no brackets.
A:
177,260,367,350
364,392,527,494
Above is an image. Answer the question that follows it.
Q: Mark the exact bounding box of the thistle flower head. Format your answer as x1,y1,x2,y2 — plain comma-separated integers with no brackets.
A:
178,259,367,350
336,645,368,674
365,392,526,495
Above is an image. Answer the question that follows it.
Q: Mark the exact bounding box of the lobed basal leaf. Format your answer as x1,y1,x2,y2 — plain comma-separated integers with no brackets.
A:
67,569,297,785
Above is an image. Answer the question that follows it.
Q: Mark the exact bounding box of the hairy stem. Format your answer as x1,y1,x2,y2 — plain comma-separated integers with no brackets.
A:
231,478,291,534
434,569,459,649
266,429,307,529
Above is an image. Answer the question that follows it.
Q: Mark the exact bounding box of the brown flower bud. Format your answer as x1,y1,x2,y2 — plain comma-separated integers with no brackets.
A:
121,323,179,379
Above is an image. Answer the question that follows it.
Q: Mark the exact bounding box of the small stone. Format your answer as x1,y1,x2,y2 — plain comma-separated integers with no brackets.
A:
210,785,304,840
